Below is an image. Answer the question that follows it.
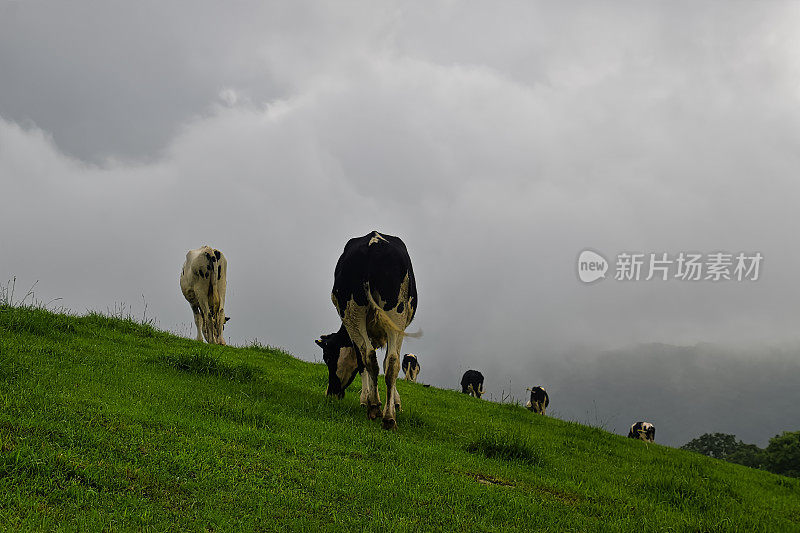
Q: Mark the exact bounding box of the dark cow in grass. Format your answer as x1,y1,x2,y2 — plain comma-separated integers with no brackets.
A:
461,370,484,398
316,231,419,430
628,422,655,443
402,353,420,382
525,386,549,415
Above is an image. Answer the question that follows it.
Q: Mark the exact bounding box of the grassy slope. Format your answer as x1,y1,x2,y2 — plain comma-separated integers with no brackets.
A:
0,306,798,532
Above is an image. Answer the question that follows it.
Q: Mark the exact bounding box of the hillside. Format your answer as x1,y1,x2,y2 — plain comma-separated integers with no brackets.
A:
1,305,798,531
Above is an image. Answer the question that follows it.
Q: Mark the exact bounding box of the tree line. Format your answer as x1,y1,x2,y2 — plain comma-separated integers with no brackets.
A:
681,431,799,478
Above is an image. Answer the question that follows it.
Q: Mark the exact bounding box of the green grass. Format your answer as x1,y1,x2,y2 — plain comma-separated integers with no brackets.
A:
1,304,798,532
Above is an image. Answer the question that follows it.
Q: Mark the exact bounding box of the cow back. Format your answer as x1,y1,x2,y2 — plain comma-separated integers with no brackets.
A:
332,232,417,325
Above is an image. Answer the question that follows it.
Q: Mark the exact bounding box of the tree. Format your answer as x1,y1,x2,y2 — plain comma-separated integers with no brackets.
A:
763,431,800,478
681,433,741,459
726,443,765,469
681,432,766,469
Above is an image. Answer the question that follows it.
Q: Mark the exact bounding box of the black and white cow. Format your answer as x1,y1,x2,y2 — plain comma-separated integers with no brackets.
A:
180,246,229,345
525,386,549,415
628,422,656,443
461,370,484,398
316,231,418,431
402,354,420,382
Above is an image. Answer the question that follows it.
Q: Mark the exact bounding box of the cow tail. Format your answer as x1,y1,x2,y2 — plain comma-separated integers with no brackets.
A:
207,255,219,309
364,283,423,339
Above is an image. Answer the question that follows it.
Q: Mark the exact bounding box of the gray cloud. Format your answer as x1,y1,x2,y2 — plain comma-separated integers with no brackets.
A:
2,1,800,445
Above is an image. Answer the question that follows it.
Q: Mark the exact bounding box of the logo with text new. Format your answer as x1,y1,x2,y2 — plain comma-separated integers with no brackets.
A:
577,250,608,283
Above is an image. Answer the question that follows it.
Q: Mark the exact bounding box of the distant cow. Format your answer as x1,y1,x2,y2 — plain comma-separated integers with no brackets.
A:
316,231,419,431
525,386,549,415
628,422,655,443
180,246,229,345
461,370,484,398
402,354,420,382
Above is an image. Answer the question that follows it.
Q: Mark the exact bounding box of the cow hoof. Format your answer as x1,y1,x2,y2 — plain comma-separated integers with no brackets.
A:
367,405,381,420
381,418,397,431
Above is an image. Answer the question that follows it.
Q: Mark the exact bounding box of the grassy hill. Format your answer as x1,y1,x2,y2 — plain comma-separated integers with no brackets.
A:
1,305,798,532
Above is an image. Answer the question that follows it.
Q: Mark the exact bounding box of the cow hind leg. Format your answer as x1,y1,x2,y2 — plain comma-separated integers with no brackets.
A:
198,300,214,343
344,306,381,418
358,343,381,420
381,331,402,430
354,322,381,419
192,307,204,342
358,370,369,406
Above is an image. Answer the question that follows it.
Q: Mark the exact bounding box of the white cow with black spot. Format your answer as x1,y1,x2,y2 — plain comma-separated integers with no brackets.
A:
402,354,420,382
628,421,655,443
180,246,229,345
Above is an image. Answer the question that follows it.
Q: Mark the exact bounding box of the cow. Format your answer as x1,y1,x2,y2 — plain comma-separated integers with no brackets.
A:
461,370,484,398
180,246,229,345
316,231,418,431
402,353,420,382
628,421,656,443
525,386,549,415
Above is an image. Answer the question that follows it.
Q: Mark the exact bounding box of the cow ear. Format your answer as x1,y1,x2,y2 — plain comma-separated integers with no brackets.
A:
225,316,231,323
315,338,323,347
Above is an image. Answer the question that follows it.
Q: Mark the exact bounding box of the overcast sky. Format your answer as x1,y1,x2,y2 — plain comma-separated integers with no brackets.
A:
2,2,800,445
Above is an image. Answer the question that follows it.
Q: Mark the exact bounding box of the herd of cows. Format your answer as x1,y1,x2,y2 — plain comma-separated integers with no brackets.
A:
179,231,656,442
